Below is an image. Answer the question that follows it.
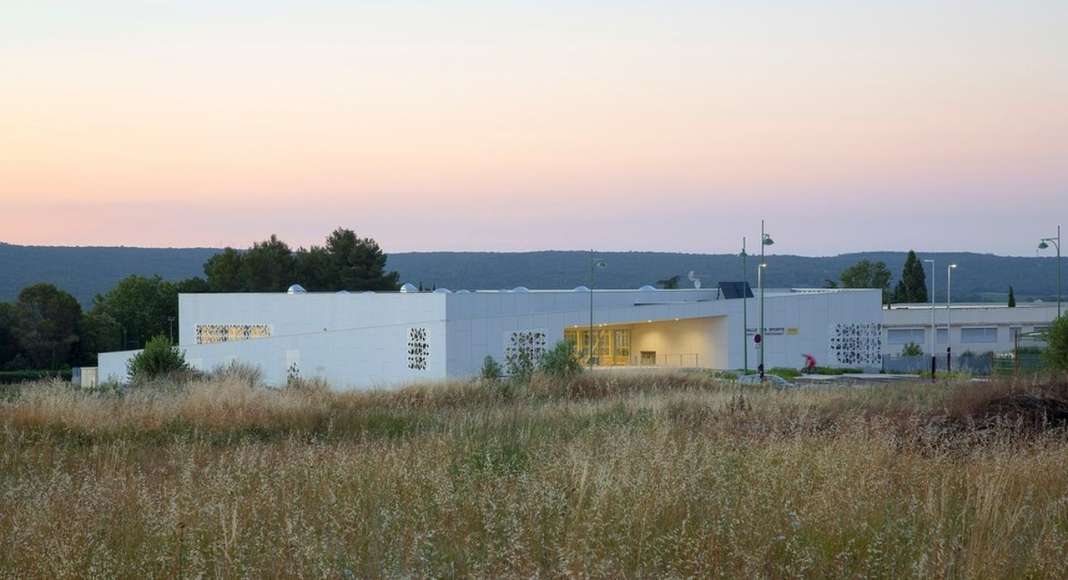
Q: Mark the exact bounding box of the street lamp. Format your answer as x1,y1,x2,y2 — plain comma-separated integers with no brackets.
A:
1038,225,1061,318
923,258,935,378
741,237,748,375
946,264,957,371
588,252,607,368
758,220,774,381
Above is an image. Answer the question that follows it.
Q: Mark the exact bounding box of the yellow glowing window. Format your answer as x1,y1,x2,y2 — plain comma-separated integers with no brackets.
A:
195,324,271,344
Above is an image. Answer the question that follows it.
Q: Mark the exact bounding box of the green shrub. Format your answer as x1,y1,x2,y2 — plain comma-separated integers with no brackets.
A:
1045,315,1068,370
480,356,502,381
505,341,540,383
538,341,583,379
126,335,189,383
901,342,923,357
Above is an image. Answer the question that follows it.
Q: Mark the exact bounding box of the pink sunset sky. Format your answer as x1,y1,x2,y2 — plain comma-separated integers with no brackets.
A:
2,1,1066,256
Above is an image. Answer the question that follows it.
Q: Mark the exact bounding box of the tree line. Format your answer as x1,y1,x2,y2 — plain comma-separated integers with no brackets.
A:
831,250,929,305
0,229,399,371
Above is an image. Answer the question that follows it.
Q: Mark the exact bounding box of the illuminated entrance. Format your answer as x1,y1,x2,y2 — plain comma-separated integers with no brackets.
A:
564,317,724,368
564,327,631,366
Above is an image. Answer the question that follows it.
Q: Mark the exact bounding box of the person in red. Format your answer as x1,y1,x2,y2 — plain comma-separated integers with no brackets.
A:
802,354,817,373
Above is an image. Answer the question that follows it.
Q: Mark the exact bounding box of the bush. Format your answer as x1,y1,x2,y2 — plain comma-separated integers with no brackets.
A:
1045,315,1068,370
901,342,923,357
127,335,189,383
538,341,583,379
480,356,502,381
505,344,539,383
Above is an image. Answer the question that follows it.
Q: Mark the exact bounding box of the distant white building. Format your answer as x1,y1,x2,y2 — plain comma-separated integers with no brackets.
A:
99,285,884,389
881,302,1059,355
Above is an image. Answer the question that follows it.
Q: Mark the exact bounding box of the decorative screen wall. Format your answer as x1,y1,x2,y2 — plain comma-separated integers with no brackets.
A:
407,327,430,370
195,324,271,345
505,330,547,363
828,323,882,367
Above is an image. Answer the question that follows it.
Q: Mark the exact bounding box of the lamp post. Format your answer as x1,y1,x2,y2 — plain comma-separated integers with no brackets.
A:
741,237,748,375
167,316,176,343
758,221,775,381
1038,225,1061,319
588,253,607,368
946,264,957,371
923,259,935,378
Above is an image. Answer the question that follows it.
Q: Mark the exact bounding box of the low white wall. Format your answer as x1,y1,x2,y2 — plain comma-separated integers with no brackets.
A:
98,349,141,384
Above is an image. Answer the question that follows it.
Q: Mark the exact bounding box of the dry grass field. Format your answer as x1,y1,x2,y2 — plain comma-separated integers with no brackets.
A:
2,370,1068,578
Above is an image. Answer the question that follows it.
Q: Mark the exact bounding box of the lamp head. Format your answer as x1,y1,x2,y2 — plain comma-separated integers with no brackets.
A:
1038,240,1050,250
762,235,774,246
949,264,957,269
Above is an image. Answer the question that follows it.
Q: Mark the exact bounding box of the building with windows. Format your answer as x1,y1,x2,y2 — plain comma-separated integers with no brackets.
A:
98,284,884,389
881,302,1059,355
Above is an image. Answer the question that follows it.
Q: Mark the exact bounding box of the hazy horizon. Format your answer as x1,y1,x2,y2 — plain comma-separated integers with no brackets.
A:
3,1,1066,255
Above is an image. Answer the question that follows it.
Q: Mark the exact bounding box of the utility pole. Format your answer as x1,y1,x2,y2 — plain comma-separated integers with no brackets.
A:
741,237,748,375
1039,225,1061,318
758,220,774,381
947,264,957,372
924,259,935,379
588,253,607,368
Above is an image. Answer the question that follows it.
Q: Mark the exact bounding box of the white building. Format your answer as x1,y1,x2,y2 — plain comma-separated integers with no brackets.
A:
99,285,884,389
882,302,1059,355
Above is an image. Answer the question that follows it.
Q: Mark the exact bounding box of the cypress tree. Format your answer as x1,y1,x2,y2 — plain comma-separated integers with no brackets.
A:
897,250,928,303
1008,286,1016,307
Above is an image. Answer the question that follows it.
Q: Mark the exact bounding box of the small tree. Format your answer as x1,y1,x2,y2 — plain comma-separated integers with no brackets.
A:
480,355,502,381
901,342,923,357
505,340,540,383
127,335,189,382
539,341,583,379
1008,286,1016,308
1044,315,1068,371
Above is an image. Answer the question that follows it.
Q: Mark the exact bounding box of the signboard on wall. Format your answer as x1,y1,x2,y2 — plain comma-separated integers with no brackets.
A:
746,327,799,336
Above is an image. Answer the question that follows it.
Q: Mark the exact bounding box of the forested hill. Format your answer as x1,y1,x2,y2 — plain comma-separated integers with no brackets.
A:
0,243,219,307
0,242,1061,306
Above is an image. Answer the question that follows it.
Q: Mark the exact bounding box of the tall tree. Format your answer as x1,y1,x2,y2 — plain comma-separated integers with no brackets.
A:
176,277,211,294
892,250,928,303
1008,286,1016,307
204,248,246,292
322,228,399,291
203,229,398,293
89,275,179,351
13,284,83,369
840,260,893,304
0,302,21,368
294,246,337,291
240,235,296,292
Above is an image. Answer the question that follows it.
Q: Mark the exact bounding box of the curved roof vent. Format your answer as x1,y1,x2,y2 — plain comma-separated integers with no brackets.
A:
455,289,471,294
639,285,657,292
400,283,419,293
287,284,307,294
511,286,530,293
572,285,590,292
433,288,452,294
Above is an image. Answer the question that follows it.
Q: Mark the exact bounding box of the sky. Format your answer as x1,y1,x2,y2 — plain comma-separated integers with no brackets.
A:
2,0,1066,256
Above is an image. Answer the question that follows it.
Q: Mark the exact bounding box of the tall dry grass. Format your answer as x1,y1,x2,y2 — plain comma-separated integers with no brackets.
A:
1,372,1067,577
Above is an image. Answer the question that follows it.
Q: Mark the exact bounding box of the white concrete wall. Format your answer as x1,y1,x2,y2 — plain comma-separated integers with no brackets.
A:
442,288,728,378
882,303,1059,355
97,287,886,388
725,289,883,370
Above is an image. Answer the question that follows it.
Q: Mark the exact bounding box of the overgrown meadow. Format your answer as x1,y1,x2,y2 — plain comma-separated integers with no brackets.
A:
2,369,1067,578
